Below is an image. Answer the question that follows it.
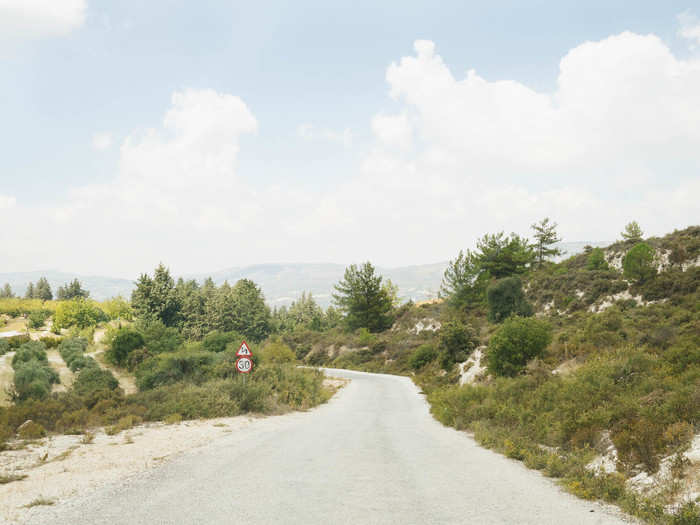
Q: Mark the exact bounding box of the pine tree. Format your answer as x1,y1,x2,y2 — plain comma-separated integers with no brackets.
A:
332,262,393,332
531,218,563,268
0,283,13,298
57,279,89,300
439,249,486,309
131,264,182,327
35,277,53,301
25,282,35,299
621,221,644,242
477,232,535,278
229,279,272,342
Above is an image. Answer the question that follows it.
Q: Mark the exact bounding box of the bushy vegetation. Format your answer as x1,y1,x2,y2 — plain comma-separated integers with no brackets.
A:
485,316,551,377
26,309,51,329
486,277,533,322
58,337,91,372
53,298,108,330
0,298,57,317
437,319,478,369
623,242,657,283
409,344,438,370
0,360,329,441
106,327,145,367
10,341,59,401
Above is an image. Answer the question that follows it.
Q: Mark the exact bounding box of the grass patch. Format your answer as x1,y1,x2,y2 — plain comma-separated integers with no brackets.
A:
0,473,27,484
24,497,55,508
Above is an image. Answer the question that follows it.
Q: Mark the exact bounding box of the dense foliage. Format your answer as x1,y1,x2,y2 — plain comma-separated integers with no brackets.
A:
53,298,108,330
485,316,551,376
11,341,59,401
623,242,657,283
486,276,533,323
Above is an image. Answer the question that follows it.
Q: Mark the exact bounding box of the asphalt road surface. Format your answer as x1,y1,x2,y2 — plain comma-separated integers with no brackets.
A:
26,369,634,525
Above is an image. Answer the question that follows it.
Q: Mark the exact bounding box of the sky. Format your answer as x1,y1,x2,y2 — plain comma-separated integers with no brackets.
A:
0,0,699,279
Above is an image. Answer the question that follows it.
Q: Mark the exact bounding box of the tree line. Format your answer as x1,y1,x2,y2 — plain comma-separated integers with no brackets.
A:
0,278,90,301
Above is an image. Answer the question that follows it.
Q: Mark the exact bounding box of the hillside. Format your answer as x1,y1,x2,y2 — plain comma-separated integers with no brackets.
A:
283,226,700,524
0,271,135,302
0,242,601,305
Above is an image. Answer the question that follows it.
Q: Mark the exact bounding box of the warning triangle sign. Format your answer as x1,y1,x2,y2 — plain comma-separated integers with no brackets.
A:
236,341,252,357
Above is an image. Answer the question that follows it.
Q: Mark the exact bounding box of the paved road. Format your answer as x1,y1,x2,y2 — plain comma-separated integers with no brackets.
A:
26,369,633,525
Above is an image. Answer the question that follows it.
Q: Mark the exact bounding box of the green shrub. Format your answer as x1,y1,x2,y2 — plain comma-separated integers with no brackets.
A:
586,248,609,271
259,340,295,364
13,361,59,400
202,330,245,353
106,414,142,435
409,344,438,370
139,320,183,355
135,350,216,390
3,334,30,349
438,319,478,369
58,337,91,371
486,316,552,377
99,296,133,321
355,327,375,347
12,341,48,367
17,421,46,439
38,336,61,348
107,328,145,366
53,299,108,330
72,366,119,397
164,413,182,424
623,242,656,283
126,348,150,371
487,277,533,323
27,309,52,330
0,339,9,356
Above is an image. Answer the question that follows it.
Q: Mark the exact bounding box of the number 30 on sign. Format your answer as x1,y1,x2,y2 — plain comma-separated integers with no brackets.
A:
236,357,253,373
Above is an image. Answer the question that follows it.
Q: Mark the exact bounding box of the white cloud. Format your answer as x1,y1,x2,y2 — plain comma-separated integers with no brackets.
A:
2,30,700,277
679,11,700,47
0,0,86,40
283,33,700,261
46,88,261,275
91,132,112,151
298,123,352,147
371,113,412,150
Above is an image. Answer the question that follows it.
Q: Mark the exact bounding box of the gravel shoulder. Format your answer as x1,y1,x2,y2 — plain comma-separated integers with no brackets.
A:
1,416,272,524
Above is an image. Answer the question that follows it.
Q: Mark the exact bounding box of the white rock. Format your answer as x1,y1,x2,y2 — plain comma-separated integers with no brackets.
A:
459,347,486,386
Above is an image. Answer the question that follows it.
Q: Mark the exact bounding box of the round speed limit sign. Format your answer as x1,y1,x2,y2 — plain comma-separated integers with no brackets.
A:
236,357,253,374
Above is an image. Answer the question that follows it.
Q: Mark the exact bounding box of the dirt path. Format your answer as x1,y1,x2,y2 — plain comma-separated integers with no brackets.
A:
0,317,27,335
47,350,74,393
85,328,137,395
0,351,16,407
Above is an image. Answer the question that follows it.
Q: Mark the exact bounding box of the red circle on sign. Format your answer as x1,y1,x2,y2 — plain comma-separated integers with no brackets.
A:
236,357,253,374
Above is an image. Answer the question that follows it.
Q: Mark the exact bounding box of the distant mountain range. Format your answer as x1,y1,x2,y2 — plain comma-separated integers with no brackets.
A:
0,242,607,307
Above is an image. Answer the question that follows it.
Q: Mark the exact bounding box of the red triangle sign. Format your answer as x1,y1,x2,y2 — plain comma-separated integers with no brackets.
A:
236,341,252,357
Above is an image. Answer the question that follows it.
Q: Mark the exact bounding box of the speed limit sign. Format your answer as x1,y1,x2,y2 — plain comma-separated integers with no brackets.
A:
236,356,253,374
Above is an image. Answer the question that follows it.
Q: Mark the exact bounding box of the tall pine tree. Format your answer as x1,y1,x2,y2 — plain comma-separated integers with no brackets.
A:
531,218,562,268
332,262,393,332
